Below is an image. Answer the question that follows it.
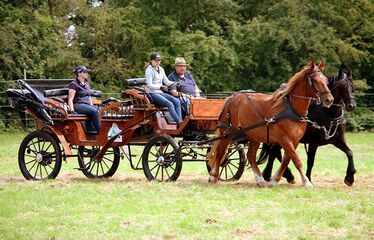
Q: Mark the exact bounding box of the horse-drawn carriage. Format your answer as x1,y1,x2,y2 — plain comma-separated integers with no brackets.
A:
6,62,356,188
6,78,246,181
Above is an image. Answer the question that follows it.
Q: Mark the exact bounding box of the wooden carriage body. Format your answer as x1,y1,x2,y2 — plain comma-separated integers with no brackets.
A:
7,79,245,181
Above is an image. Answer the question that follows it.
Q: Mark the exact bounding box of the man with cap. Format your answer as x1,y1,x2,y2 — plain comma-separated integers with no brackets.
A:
168,57,201,115
168,57,200,97
144,52,183,126
68,65,101,134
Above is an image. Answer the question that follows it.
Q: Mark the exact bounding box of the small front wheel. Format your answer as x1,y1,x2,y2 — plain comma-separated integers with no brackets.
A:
18,131,62,180
142,134,182,181
77,146,120,178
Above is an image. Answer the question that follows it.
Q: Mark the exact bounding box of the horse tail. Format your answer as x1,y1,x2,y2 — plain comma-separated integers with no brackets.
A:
256,143,272,165
207,98,232,168
207,129,223,168
217,96,232,124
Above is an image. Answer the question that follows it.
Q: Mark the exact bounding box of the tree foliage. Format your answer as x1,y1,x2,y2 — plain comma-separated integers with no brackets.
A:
0,0,373,93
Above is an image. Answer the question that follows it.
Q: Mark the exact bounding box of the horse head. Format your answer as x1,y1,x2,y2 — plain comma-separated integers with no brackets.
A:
328,69,356,112
306,61,334,108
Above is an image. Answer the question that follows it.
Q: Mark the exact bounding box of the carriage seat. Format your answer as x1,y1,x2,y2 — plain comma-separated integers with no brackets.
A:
121,88,159,110
43,88,103,99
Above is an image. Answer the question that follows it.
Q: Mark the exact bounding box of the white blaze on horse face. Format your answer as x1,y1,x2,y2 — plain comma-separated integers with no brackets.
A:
314,71,334,107
318,71,328,85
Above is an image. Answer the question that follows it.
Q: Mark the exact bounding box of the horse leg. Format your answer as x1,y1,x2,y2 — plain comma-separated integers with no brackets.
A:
262,145,295,183
333,141,355,186
274,145,295,184
262,149,275,182
271,153,291,186
306,143,318,183
276,143,313,188
248,142,267,187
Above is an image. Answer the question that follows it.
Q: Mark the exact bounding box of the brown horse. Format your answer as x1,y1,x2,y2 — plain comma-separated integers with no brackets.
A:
207,61,334,188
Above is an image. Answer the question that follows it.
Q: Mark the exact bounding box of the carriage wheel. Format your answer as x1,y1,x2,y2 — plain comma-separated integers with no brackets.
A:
206,144,246,181
77,146,120,178
18,131,62,180
142,134,182,181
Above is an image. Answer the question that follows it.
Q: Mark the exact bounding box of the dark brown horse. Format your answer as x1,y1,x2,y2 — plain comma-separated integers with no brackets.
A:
207,61,334,188
258,70,356,186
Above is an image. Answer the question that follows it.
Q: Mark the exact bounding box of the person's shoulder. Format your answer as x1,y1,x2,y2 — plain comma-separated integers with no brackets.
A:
158,66,166,72
145,65,153,74
69,79,78,90
186,72,195,80
168,71,178,81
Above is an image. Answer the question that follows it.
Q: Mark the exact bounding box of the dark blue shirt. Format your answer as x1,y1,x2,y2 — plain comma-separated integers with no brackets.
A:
168,71,197,97
69,78,91,105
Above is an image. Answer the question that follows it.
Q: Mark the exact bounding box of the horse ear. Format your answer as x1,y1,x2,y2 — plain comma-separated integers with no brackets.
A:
338,69,343,78
318,61,325,71
348,69,353,78
308,61,316,71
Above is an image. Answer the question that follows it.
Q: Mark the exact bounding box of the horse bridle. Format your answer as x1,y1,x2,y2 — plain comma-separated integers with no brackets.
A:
329,73,355,107
306,68,331,98
291,68,331,103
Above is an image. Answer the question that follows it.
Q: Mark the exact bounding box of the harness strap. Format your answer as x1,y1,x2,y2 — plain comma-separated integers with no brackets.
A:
199,95,308,146
197,119,268,145
245,93,272,143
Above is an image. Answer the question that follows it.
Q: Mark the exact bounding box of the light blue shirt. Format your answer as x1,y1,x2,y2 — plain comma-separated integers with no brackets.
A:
145,65,174,93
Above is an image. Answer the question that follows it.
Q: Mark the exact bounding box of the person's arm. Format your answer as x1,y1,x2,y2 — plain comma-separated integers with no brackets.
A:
161,68,175,86
167,71,179,97
68,89,76,111
195,86,201,98
188,73,200,98
145,67,161,90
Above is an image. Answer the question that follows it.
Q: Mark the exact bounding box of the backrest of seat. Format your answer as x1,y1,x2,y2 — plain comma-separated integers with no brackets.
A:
125,78,146,87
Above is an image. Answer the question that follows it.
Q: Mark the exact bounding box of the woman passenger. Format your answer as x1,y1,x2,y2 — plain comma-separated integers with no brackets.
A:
68,65,100,134
145,52,182,126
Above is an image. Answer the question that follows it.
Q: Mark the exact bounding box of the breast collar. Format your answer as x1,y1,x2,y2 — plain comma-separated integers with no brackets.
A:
245,93,308,124
272,96,308,123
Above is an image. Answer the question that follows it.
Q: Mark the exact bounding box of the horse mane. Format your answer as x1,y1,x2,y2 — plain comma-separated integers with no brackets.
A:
271,64,312,108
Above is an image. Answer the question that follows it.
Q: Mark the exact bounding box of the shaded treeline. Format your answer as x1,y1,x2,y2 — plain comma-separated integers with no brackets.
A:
0,0,373,130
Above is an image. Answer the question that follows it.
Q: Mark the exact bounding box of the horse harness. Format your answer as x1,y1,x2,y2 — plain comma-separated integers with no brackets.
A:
305,104,344,140
304,74,349,140
200,91,309,145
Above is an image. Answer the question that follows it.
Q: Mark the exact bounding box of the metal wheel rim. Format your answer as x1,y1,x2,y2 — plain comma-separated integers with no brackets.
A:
146,140,178,181
23,136,58,179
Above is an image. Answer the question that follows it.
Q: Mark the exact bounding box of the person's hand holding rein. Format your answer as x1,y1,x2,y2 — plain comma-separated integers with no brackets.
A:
160,85,169,92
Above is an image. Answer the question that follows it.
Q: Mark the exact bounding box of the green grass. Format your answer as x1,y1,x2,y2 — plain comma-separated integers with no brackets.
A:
0,132,373,239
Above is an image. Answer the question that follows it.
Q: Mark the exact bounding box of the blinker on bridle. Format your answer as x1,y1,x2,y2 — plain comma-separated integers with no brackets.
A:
306,67,331,98
329,73,355,106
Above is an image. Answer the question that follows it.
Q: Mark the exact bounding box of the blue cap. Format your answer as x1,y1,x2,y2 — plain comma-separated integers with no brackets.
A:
73,65,91,74
150,52,162,61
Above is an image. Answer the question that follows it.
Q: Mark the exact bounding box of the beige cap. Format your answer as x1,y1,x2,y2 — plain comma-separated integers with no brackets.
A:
174,57,188,66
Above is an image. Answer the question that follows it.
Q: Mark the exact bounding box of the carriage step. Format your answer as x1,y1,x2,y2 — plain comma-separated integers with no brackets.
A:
74,167,89,171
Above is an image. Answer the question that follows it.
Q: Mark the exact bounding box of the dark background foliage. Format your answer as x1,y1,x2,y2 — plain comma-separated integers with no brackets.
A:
0,0,373,130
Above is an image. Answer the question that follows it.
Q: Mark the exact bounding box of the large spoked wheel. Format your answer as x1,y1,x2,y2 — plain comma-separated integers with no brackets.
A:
18,131,62,180
77,146,120,178
206,144,246,181
142,134,182,181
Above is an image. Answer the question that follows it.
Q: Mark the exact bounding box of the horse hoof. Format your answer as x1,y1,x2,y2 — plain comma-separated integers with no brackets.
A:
257,181,268,188
304,181,313,189
208,176,218,183
288,178,296,184
344,176,354,186
269,179,278,187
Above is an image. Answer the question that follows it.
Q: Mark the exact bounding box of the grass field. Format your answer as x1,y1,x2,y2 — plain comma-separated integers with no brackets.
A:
0,132,373,239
